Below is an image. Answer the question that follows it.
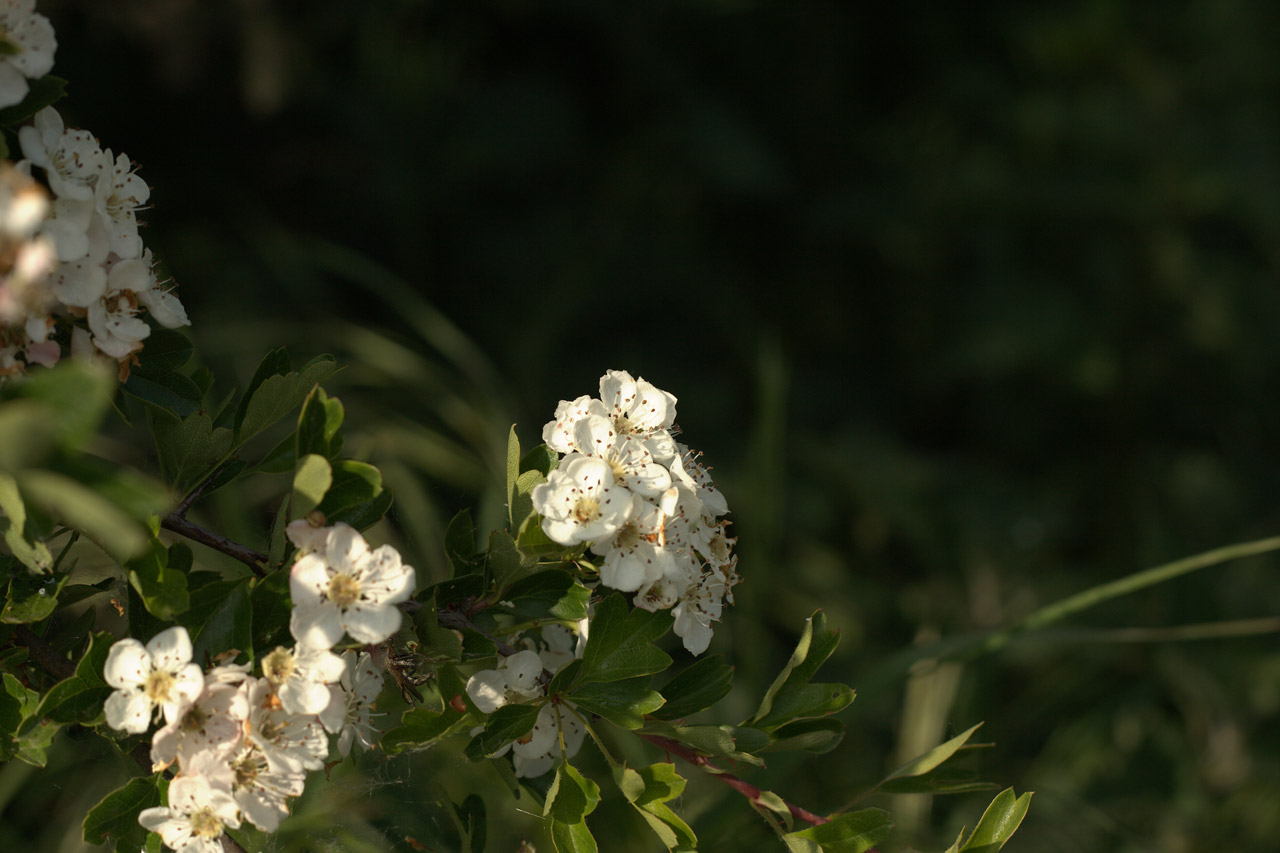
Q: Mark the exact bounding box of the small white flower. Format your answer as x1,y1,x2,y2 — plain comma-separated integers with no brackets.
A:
319,650,383,756
465,649,544,714
572,415,672,496
94,149,149,259
591,495,679,593
227,744,306,832
288,523,416,649
103,626,203,735
260,644,346,716
18,108,104,201
530,454,635,546
541,394,607,455
512,702,586,779
243,677,328,775
0,3,55,111
671,574,727,656
149,679,248,772
598,370,678,452
137,775,240,853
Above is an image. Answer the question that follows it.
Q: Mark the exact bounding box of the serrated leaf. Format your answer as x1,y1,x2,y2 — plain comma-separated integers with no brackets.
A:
750,610,854,731
570,677,664,729
615,763,696,851
151,412,233,491
82,774,164,849
545,763,601,823
579,594,672,684
132,327,193,373
652,654,733,720
783,808,893,853
234,351,338,447
292,453,332,517
465,702,541,760
753,683,856,732
958,788,1033,852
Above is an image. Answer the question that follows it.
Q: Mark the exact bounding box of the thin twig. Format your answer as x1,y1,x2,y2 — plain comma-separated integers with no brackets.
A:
161,514,267,577
639,733,827,828
12,625,74,681
436,605,518,656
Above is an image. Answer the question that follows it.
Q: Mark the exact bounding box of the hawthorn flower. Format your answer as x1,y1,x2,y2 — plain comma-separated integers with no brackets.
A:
542,394,606,455
103,626,203,735
138,775,240,853
671,573,727,656
572,415,672,496
512,702,586,779
289,522,416,649
18,108,103,202
530,454,635,546
149,679,248,772
227,744,306,832
243,677,328,775
259,643,346,716
465,649,545,714
319,650,384,756
598,370,678,458
0,2,55,111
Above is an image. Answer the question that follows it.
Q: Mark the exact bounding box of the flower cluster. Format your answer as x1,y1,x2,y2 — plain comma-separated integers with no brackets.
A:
103,522,415,851
532,370,739,654
0,1,54,110
465,624,588,778
4,105,190,375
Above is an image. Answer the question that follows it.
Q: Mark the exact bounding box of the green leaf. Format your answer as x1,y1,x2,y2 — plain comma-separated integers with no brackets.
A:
570,677,664,729
652,654,733,720
292,453,332,517
250,569,292,654
0,473,52,573
762,718,847,754
783,809,893,853
325,486,393,531
505,426,521,529
0,74,68,126
27,631,113,728
956,788,1033,853
382,667,473,755
267,497,291,569
82,774,165,849
749,610,855,731
465,702,541,760
550,818,598,853
614,763,697,851
20,469,149,560
545,763,601,823
579,594,672,684
877,768,997,796
316,459,382,517
180,578,253,669
123,370,202,419
452,793,487,853
501,570,591,622
151,412,234,491
867,722,984,794
444,509,477,575
520,444,559,477
2,572,66,623
511,469,545,536
488,529,532,589
0,360,113,458
296,385,344,459
132,327,193,373
233,351,338,447
126,533,189,621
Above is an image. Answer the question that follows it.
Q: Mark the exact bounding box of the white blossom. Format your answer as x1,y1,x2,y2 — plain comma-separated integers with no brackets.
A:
137,775,240,853
318,650,383,756
0,2,55,111
243,677,328,775
259,643,346,716
227,744,306,832
530,454,634,546
465,649,544,714
103,626,203,735
149,679,247,772
289,522,416,649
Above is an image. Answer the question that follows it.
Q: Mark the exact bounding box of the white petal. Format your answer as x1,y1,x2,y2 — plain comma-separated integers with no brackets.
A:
104,689,152,734
145,626,193,672
103,638,150,689
342,602,401,644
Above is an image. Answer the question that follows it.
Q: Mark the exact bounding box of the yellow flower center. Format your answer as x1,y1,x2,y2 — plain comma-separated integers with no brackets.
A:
190,807,223,838
261,647,296,684
572,497,601,524
328,572,361,608
143,669,175,704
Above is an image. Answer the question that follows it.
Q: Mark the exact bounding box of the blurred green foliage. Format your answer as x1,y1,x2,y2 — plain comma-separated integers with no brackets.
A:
8,0,1280,850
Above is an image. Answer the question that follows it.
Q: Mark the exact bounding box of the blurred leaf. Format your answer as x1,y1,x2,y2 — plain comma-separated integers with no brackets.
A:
326,486,394,531
444,509,477,574
488,529,531,588
4,673,55,766
292,453,332,517
82,774,164,849
579,594,672,684
267,497,291,569
614,763,697,851
762,718,847,755
0,473,52,573
783,809,892,853
652,654,733,720
570,677,664,728
250,569,292,654
19,469,149,560
451,793,487,853
296,385,344,459
866,723,984,796
123,370,202,419
550,817,597,853
132,328,193,373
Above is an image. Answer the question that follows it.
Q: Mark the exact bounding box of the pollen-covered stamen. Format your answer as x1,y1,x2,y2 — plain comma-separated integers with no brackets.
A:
572,496,602,524
143,669,176,704
327,572,361,607
232,750,266,788
189,808,223,838
261,647,296,684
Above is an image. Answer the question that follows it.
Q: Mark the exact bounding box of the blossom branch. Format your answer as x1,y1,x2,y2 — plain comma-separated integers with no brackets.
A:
160,514,268,577
638,733,828,828
12,625,74,681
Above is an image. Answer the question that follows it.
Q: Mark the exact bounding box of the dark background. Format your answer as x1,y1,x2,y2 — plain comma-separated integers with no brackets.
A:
8,1,1280,850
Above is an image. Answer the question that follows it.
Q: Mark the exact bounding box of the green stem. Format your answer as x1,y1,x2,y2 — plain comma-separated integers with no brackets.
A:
572,707,619,771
